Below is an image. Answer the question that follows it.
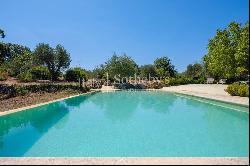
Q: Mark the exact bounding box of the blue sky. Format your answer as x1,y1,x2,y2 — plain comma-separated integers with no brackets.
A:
0,0,249,72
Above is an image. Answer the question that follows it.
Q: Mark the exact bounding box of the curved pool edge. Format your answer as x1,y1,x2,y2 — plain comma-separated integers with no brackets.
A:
0,157,248,165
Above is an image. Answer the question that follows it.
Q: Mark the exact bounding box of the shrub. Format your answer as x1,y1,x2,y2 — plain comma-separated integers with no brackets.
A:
165,76,193,86
18,71,33,82
30,66,51,80
0,71,8,81
165,76,206,87
226,83,249,97
65,68,87,82
197,76,206,84
237,85,249,97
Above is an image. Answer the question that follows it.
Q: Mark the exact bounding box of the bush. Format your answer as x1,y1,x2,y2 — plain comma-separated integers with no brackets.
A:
18,71,33,82
0,71,8,81
165,76,206,86
65,68,87,82
197,76,206,84
165,76,192,86
226,83,249,97
30,66,51,80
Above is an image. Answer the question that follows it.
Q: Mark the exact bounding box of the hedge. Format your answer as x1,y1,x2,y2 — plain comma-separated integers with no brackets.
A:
0,84,90,99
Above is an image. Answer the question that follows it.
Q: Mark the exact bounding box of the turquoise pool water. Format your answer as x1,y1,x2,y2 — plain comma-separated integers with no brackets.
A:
0,91,249,157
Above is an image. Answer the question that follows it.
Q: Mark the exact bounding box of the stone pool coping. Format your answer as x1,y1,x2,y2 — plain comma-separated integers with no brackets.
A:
0,90,99,117
100,85,249,107
0,157,248,165
161,84,249,107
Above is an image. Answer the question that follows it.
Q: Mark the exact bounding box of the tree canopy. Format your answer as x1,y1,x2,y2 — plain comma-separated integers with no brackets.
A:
139,64,158,79
185,63,204,79
33,43,71,80
105,53,139,78
0,29,5,38
204,21,249,80
0,43,31,64
154,57,177,78
65,67,87,82
91,65,106,79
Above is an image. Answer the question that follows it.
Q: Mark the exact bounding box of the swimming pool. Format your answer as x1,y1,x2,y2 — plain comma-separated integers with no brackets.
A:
0,91,248,157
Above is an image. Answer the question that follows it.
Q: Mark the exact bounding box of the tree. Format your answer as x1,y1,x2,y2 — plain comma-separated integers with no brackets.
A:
34,43,71,81
139,64,157,79
105,53,139,78
9,51,34,76
154,57,177,78
30,66,51,80
92,65,106,79
235,22,249,79
65,67,87,82
204,21,249,80
0,29,5,38
0,43,31,64
185,63,204,79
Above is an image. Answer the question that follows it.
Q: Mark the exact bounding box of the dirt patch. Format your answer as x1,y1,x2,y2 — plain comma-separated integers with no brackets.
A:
0,91,81,112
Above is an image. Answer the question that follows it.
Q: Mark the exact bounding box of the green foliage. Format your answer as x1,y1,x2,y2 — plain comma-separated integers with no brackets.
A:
30,66,51,80
0,42,31,64
166,77,192,86
105,53,139,78
226,83,249,97
65,67,87,82
91,65,106,79
0,71,8,81
204,21,249,80
34,43,71,81
235,22,249,79
8,51,34,76
18,71,33,82
197,76,206,84
0,84,90,99
139,64,157,79
164,75,205,87
154,57,177,78
0,29,5,38
185,63,204,79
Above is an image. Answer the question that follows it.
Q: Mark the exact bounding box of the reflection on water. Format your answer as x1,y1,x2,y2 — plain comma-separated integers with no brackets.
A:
63,95,89,108
0,102,70,156
89,92,141,121
88,91,178,121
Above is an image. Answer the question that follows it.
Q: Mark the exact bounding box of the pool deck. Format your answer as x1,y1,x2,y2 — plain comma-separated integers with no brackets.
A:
162,84,249,107
0,157,248,165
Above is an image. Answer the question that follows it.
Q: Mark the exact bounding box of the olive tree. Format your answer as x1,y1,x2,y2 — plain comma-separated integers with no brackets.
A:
105,53,139,78
34,43,71,81
154,57,177,78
